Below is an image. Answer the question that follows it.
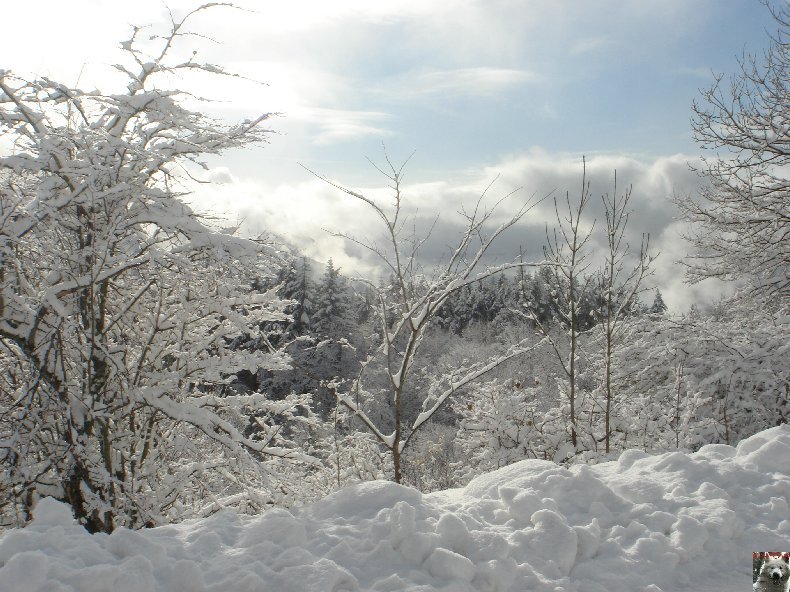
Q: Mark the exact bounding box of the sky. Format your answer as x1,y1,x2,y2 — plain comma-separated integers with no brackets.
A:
0,0,779,311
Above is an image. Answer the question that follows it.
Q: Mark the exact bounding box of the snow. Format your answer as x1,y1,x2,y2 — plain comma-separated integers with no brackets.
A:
1,425,788,592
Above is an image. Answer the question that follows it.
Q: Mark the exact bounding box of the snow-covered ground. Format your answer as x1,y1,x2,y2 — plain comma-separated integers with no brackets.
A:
1,425,788,592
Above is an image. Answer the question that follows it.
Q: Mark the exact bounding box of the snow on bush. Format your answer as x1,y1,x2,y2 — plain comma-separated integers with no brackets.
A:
0,425,787,592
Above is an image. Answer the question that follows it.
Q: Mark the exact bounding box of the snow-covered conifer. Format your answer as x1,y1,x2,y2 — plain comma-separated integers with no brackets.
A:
649,289,668,315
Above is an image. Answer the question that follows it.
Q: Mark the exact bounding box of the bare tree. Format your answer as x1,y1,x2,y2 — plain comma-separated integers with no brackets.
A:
598,176,654,452
304,153,548,483
529,159,595,450
684,1,789,297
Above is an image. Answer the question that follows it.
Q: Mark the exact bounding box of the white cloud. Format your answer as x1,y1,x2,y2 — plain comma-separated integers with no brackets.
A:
395,68,539,99
294,108,395,145
186,175,386,278
570,36,614,55
187,149,714,312
651,221,735,312
207,167,236,185
471,150,714,309
240,0,451,33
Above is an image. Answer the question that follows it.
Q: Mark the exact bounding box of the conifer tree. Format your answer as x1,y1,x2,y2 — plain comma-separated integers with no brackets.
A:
312,259,351,341
278,257,312,337
650,289,668,315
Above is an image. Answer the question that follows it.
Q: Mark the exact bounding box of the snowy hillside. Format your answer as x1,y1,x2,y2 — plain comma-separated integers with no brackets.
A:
1,425,787,592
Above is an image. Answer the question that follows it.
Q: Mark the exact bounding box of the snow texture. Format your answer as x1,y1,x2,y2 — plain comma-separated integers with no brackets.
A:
1,425,788,592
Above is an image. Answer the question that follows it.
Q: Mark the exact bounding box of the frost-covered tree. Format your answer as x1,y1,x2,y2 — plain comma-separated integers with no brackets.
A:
312,259,352,341
305,152,547,483
305,259,356,416
649,289,667,315
596,177,654,452
0,6,310,532
527,269,550,325
277,257,313,337
614,295,788,451
454,379,541,476
685,1,789,296
670,0,788,452
531,159,596,449
435,284,473,336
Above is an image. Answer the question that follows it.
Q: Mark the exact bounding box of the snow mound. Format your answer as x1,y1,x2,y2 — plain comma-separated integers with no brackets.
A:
1,425,788,592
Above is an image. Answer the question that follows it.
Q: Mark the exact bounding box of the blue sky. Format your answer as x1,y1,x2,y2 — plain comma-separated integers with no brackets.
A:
1,0,779,309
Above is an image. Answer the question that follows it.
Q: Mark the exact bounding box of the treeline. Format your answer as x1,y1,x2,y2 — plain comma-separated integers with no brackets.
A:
237,256,668,404
226,253,783,496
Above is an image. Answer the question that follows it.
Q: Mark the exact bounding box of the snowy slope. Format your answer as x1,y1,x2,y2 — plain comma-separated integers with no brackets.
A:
1,425,788,592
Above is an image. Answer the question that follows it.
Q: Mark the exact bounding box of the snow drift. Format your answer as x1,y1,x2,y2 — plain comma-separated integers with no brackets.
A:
1,425,788,592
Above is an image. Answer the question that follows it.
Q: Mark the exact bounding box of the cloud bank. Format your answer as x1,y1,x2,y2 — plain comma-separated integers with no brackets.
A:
190,150,717,312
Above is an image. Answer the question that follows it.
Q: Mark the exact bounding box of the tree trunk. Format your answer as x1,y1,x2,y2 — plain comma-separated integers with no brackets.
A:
393,444,402,484
63,456,111,533
569,273,578,448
